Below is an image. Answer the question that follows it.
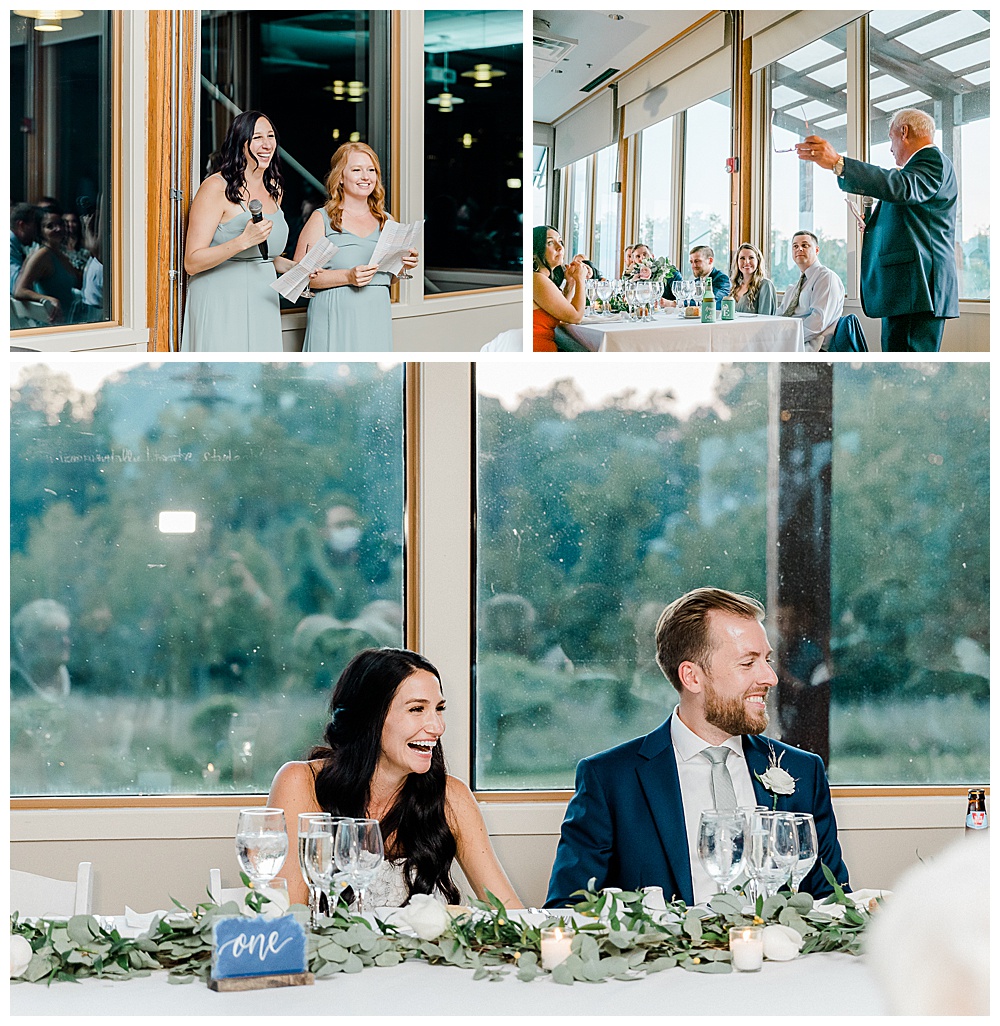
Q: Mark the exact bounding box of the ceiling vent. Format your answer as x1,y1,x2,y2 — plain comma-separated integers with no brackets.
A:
533,18,578,83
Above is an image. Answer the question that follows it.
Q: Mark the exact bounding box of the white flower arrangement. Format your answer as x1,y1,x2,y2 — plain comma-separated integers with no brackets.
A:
395,893,452,941
755,746,797,809
762,924,804,961
10,934,32,978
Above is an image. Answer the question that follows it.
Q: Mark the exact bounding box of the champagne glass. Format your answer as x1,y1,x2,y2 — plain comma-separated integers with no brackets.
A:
697,810,747,896
649,279,664,315
747,811,798,902
671,278,685,313
302,820,336,928
301,244,315,299
397,249,415,280
334,818,384,917
235,808,288,890
585,278,598,312
623,279,637,320
298,812,332,925
790,813,819,894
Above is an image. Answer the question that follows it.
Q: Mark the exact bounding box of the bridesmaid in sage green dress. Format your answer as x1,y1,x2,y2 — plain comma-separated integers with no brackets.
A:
181,110,294,352
294,142,418,352
729,242,777,315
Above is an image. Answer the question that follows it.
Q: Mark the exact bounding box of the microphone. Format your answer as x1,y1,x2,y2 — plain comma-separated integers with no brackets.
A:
248,199,268,260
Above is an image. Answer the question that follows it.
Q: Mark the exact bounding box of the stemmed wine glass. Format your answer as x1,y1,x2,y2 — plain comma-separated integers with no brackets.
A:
697,810,747,896
585,279,598,312
334,818,384,917
300,815,335,927
595,278,613,317
634,280,653,321
301,245,315,299
671,278,686,314
746,811,799,902
789,813,819,894
649,279,664,316
623,279,637,320
235,808,288,891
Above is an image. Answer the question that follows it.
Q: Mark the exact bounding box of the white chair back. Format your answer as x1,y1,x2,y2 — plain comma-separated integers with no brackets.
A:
10,862,93,918
208,868,248,907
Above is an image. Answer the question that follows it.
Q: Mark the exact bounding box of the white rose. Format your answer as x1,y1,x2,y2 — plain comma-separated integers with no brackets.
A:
397,894,451,941
10,934,33,978
759,765,796,795
762,924,804,961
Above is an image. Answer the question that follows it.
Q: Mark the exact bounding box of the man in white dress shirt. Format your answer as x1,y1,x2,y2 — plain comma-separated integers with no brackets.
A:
546,587,849,907
777,231,845,352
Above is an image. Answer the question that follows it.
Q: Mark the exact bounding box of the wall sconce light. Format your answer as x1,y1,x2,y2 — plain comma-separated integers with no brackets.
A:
14,9,84,31
461,63,505,88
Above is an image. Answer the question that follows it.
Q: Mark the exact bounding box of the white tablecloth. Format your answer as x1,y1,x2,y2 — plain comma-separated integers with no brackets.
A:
11,950,885,1016
566,312,805,353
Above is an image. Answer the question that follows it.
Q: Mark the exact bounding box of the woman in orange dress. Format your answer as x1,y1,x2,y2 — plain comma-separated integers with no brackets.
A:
532,225,585,351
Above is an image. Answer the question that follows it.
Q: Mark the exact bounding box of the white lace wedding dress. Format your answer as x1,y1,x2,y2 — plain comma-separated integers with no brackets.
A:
364,860,447,908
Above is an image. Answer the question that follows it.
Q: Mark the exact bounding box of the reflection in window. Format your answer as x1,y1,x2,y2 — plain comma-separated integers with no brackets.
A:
637,116,675,272
10,362,405,797
591,143,619,278
10,11,113,331
682,91,732,273
200,10,390,264
532,145,548,228
867,10,990,299
475,363,988,788
423,10,523,293
768,28,848,294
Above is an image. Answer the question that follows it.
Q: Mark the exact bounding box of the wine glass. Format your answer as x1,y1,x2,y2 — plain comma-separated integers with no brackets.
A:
595,278,613,317
235,808,288,890
649,279,664,315
746,811,798,902
693,277,706,305
585,279,598,312
397,249,416,280
634,280,652,321
623,279,637,320
789,813,819,894
302,818,337,928
697,810,747,896
301,244,315,299
671,278,685,313
334,818,384,917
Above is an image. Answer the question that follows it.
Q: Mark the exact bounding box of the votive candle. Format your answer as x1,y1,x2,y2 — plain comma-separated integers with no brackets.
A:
729,926,764,972
540,926,573,970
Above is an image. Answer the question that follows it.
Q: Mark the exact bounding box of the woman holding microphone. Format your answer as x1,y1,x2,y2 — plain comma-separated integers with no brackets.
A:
293,143,418,352
181,110,293,352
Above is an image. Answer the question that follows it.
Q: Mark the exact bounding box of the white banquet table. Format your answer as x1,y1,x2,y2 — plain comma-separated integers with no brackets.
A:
11,950,885,1016
565,312,805,353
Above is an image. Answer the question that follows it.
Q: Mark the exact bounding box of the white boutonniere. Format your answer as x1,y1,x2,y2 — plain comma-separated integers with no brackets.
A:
755,746,797,809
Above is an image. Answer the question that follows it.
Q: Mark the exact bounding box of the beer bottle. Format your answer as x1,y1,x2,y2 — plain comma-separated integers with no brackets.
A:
965,788,988,832
700,277,716,323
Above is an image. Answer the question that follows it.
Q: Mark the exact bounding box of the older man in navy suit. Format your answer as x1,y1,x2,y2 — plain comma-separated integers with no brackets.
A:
546,588,849,908
796,108,958,353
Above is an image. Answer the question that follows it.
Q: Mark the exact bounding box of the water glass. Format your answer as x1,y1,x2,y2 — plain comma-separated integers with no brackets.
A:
746,811,798,901
634,281,652,320
298,812,332,924
235,807,288,889
595,279,612,315
697,810,747,895
790,813,819,893
649,279,664,314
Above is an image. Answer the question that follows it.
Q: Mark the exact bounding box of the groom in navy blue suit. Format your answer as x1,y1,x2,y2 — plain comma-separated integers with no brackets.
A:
546,588,849,907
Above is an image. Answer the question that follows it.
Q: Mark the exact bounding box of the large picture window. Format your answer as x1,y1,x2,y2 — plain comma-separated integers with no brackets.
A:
10,361,405,797
681,91,732,272
10,11,115,332
475,363,988,789
637,116,676,272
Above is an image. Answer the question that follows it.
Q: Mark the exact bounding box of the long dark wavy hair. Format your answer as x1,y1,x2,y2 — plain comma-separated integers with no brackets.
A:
533,224,565,288
216,110,284,206
309,647,459,904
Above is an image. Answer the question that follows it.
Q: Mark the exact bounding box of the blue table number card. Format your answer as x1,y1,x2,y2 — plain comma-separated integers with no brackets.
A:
212,916,308,979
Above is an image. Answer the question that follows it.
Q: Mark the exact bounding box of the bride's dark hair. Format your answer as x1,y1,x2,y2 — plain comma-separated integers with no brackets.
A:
216,110,284,206
310,647,459,904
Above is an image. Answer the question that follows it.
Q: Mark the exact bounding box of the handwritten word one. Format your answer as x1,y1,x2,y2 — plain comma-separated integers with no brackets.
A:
216,930,295,962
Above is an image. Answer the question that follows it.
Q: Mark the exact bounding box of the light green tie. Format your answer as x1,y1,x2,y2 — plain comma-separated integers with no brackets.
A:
701,747,738,810
782,273,807,316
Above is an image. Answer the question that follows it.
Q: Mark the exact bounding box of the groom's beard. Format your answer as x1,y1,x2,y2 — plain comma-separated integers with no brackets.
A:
703,678,769,737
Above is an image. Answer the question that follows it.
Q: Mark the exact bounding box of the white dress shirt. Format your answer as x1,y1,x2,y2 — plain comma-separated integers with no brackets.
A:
777,260,846,351
670,709,758,904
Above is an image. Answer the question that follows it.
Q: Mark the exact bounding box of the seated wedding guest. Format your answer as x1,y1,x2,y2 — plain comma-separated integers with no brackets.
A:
689,246,730,307
866,836,987,1014
546,587,849,907
581,259,602,281
777,230,845,351
182,110,295,352
729,243,776,315
623,245,634,273
532,225,585,352
60,210,91,279
268,647,521,908
12,207,78,324
10,203,37,293
295,143,418,352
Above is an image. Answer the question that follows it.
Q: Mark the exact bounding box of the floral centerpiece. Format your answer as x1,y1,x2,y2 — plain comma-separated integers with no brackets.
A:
622,255,677,283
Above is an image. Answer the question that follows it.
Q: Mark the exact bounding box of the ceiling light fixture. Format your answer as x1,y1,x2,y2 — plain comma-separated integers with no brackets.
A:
461,63,506,88
14,9,84,32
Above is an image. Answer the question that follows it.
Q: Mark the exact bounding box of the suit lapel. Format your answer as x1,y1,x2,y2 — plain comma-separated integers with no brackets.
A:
636,718,693,904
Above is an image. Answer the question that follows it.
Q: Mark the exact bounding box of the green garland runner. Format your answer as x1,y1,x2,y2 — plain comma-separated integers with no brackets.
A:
11,865,872,987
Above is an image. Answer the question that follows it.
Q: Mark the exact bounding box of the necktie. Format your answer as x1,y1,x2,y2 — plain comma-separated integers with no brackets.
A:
782,273,807,316
701,747,738,810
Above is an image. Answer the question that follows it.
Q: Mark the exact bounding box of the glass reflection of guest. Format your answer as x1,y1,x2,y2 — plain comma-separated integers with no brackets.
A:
60,211,91,277
12,208,78,324
181,111,294,352
729,243,777,315
293,143,418,353
10,203,37,293
10,599,72,702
